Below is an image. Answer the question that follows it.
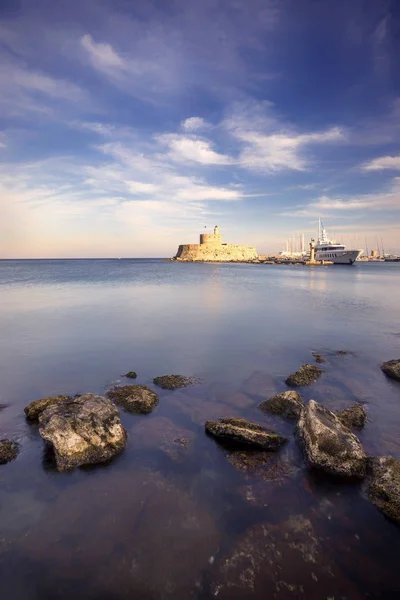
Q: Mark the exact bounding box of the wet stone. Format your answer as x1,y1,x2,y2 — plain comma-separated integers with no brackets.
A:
210,515,363,599
205,417,287,450
258,390,304,419
107,385,158,414
0,440,19,464
124,371,137,379
312,351,326,363
381,359,400,383
24,395,70,421
336,403,367,429
296,400,367,479
153,374,196,390
368,456,400,525
286,364,322,387
38,393,127,471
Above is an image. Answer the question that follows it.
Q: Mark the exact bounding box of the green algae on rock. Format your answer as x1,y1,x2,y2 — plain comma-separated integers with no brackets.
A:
286,364,323,387
38,393,127,471
296,400,367,479
153,374,196,390
205,417,287,450
0,440,19,464
124,371,137,379
107,385,158,414
336,403,367,429
368,456,400,525
381,359,400,382
24,395,70,421
258,390,304,419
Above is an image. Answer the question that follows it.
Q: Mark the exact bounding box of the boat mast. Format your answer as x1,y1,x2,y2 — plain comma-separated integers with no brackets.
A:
381,238,385,258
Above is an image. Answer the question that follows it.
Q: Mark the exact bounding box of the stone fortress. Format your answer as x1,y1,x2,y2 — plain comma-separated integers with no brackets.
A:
173,226,258,262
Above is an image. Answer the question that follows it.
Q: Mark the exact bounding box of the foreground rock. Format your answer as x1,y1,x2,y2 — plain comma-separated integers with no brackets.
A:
24,395,69,421
153,374,196,390
38,393,127,471
258,390,303,419
211,515,362,599
107,385,158,414
286,363,322,387
368,456,400,525
0,440,19,464
14,470,219,599
336,403,366,429
296,400,367,478
205,417,287,450
381,359,400,382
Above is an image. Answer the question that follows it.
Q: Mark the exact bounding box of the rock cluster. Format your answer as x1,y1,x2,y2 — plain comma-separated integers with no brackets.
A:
107,385,158,414
0,440,19,464
286,363,323,386
296,400,367,478
205,417,287,450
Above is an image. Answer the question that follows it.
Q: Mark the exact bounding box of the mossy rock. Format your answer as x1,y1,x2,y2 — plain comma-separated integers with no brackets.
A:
286,364,322,387
368,456,400,525
124,371,137,379
205,417,287,450
0,440,19,464
336,404,366,429
381,359,400,383
153,375,196,390
258,390,304,419
24,395,70,421
107,385,158,414
312,352,326,364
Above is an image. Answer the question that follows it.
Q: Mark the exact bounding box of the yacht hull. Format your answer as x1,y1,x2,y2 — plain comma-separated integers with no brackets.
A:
315,250,363,265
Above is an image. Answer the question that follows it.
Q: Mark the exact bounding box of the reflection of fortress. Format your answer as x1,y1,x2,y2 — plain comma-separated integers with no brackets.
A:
174,226,258,262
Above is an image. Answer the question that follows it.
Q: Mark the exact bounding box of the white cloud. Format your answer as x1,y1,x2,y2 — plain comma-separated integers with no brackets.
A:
157,134,234,166
181,117,209,132
81,34,126,72
361,155,400,171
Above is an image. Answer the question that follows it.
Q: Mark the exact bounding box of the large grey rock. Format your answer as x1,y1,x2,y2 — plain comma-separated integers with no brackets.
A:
286,364,322,387
210,515,363,599
368,456,400,525
38,393,127,471
0,440,19,464
296,400,367,478
258,390,304,419
336,403,366,429
205,417,287,450
24,395,70,421
107,385,158,414
381,359,400,382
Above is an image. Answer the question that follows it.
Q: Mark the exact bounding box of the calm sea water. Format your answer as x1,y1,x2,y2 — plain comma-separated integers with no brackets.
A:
1,259,400,598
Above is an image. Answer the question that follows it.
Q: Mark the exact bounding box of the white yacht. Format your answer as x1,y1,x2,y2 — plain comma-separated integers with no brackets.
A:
314,220,363,265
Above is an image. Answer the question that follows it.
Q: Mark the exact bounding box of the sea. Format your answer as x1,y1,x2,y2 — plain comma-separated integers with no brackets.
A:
0,258,400,599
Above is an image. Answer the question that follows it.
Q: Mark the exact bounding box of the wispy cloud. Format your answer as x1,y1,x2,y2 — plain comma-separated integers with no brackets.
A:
181,117,210,132
157,134,234,166
361,155,400,171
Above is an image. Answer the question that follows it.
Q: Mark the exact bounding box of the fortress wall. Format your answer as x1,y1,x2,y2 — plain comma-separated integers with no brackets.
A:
175,243,258,262
200,233,223,245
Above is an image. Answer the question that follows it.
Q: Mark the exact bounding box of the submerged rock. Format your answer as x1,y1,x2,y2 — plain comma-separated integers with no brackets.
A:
0,440,19,464
210,515,362,599
336,403,367,429
205,417,287,450
15,470,219,599
130,416,196,461
368,456,400,525
153,374,196,390
38,393,127,471
0,403,8,411
124,371,137,379
312,351,326,363
107,385,158,414
296,400,367,478
381,359,400,382
24,395,69,421
286,363,322,387
242,371,277,397
258,390,303,419
336,350,350,355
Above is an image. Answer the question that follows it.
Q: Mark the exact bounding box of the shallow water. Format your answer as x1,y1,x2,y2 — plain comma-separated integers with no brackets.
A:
0,259,400,598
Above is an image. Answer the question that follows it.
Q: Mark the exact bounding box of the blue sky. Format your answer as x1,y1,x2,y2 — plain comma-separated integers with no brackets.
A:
1,0,399,258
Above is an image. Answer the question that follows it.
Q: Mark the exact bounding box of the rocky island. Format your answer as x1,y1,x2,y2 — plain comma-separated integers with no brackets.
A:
173,226,258,262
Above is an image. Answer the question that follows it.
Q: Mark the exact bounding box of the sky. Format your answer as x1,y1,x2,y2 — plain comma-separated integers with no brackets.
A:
1,0,399,258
